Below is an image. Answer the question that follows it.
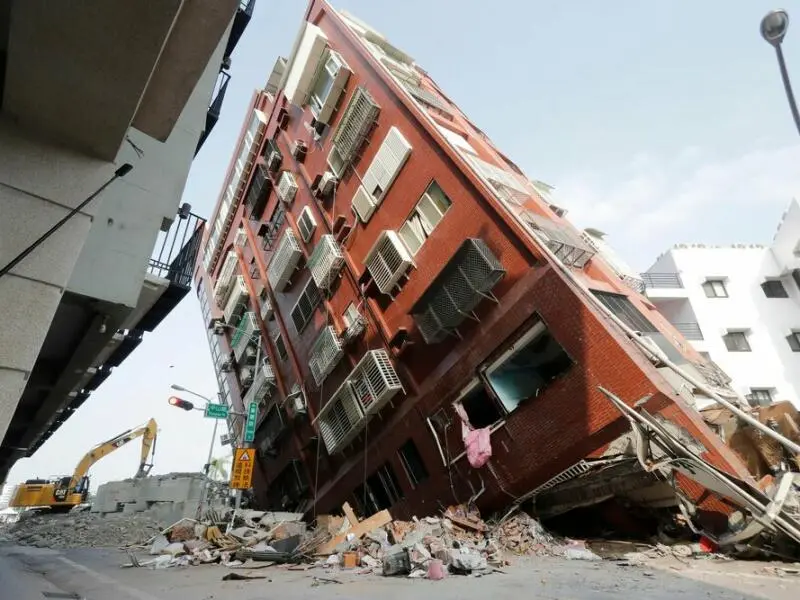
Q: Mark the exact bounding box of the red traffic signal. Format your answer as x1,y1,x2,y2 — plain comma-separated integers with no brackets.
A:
168,396,194,411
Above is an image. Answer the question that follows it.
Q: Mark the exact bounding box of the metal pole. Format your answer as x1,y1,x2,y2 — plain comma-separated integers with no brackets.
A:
774,44,800,136
197,417,219,519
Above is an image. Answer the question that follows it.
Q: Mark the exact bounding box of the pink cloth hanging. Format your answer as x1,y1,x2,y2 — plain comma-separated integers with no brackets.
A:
453,403,492,468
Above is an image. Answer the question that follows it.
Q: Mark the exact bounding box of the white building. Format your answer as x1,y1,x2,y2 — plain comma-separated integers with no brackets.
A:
643,199,800,409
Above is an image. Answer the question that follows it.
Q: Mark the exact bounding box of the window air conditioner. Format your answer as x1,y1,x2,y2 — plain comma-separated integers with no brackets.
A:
318,171,337,197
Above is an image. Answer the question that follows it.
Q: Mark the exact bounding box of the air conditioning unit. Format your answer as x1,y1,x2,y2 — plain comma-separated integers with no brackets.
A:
213,322,227,335
292,140,307,162
267,229,302,292
220,359,233,373
277,172,298,204
266,149,281,173
364,230,414,294
318,171,337,197
351,185,376,223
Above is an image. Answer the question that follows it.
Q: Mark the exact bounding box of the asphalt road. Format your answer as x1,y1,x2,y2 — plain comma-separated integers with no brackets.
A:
0,543,796,600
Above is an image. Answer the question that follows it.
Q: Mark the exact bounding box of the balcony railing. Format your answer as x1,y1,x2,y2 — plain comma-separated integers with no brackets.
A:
147,206,205,289
673,322,704,341
244,358,275,408
641,272,683,289
196,70,230,155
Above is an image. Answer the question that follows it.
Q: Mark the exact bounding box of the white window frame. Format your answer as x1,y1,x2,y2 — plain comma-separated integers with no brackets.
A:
398,181,452,255
308,52,344,116
342,302,360,329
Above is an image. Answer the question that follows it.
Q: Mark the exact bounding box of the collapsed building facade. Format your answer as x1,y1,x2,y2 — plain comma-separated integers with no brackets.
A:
194,0,800,549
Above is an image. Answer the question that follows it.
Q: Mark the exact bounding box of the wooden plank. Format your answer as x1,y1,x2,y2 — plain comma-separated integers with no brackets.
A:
342,502,359,528
315,509,392,555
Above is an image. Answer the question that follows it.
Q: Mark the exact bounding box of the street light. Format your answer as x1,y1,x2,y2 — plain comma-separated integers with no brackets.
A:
760,9,800,135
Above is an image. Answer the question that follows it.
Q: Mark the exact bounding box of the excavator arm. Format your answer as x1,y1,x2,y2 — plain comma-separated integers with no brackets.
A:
67,418,158,492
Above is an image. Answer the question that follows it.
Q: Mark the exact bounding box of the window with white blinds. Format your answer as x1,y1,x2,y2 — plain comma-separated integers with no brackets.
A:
361,127,412,202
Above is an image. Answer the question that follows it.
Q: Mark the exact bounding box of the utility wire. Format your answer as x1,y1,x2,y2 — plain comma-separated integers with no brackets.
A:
0,163,134,281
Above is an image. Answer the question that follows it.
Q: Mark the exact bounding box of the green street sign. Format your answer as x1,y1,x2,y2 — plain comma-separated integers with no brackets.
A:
204,403,229,420
244,401,258,443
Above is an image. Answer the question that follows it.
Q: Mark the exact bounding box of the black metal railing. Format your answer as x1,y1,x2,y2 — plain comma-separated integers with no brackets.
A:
148,206,205,288
641,272,684,289
673,322,703,341
225,0,256,61
196,71,230,155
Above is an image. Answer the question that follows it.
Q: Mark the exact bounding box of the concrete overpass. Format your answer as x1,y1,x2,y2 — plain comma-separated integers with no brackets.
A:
0,0,255,480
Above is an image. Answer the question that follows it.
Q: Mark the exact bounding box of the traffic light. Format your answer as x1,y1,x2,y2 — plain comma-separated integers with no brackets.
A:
168,396,194,411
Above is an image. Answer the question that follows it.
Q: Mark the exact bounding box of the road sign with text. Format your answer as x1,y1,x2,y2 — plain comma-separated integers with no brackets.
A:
230,447,255,490
204,403,229,419
244,401,258,443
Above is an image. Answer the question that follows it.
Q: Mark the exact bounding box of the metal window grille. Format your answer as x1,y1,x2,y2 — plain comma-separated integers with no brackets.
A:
222,275,249,323
592,291,658,333
331,86,380,167
290,278,321,333
213,251,239,304
521,211,596,269
309,326,344,385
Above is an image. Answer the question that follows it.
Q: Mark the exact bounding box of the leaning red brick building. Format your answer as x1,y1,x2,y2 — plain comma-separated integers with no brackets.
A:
194,1,756,535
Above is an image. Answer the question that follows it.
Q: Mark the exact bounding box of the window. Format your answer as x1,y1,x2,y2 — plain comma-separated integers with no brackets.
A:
398,439,429,487
485,322,572,413
262,204,286,251
290,279,321,333
723,331,751,352
787,331,800,352
398,182,453,255
747,388,773,407
457,380,502,429
702,279,728,298
273,331,288,361
354,462,404,516
762,280,789,298
308,53,344,116
342,303,360,328
592,291,658,333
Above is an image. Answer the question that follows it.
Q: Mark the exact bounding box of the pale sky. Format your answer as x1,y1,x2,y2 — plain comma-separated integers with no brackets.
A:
8,0,800,489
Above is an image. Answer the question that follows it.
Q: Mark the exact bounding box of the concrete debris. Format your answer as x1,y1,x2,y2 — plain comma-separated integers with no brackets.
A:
0,510,163,549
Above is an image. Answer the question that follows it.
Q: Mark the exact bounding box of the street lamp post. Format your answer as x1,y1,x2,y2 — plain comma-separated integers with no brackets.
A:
169,384,231,518
761,9,800,136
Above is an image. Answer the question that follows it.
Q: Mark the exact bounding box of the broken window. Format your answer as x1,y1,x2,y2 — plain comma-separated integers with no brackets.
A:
398,439,429,487
484,322,572,413
592,291,658,333
354,461,404,516
457,380,503,429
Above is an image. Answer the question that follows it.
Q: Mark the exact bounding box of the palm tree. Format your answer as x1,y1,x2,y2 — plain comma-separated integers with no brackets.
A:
207,455,232,481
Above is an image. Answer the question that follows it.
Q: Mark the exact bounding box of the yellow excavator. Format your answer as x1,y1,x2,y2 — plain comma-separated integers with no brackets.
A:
10,418,158,511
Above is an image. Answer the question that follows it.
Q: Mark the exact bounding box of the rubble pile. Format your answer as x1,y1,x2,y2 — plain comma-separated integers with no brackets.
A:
0,510,162,549
122,503,577,579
